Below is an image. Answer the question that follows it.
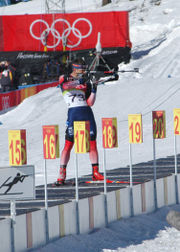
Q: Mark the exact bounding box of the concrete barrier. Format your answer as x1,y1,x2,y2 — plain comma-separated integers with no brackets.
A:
133,184,142,215
92,194,105,229
157,177,165,208
0,174,179,251
48,205,60,240
0,218,11,252
119,187,131,218
14,214,27,251
165,175,176,205
177,174,180,203
79,198,89,234
60,201,77,236
144,180,155,213
31,209,46,248
107,191,117,223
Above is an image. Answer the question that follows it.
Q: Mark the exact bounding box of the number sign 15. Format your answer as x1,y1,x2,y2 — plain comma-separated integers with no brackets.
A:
128,114,143,144
174,108,180,135
152,111,166,139
43,125,59,159
74,121,90,153
8,129,27,166
102,118,118,148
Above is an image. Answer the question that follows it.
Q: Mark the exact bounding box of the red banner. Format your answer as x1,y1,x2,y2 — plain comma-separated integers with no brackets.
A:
0,82,58,112
0,11,131,52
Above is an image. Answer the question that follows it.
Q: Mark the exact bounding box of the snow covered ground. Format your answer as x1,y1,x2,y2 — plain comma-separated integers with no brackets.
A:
1,0,180,251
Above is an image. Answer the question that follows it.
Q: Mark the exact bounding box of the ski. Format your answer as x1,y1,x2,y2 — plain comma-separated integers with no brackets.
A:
49,178,141,187
83,179,139,184
50,180,75,187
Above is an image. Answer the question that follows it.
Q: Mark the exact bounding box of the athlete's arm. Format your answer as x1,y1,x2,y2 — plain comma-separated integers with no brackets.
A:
59,75,85,91
86,82,97,106
87,93,96,106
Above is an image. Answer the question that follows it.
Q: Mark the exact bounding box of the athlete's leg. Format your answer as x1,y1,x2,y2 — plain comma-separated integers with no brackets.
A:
60,140,74,166
56,108,74,185
89,140,105,181
85,109,105,181
89,140,98,164
57,140,74,184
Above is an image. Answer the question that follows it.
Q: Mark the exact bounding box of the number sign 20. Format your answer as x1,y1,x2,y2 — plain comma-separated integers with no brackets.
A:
174,109,180,135
74,121,90,153
102,118,118,148
152,111,166,139
43,125,59,159
128,114,143,144
8,129,27,166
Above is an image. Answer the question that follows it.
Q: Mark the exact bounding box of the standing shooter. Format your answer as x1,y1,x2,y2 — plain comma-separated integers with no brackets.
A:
55,58,104,185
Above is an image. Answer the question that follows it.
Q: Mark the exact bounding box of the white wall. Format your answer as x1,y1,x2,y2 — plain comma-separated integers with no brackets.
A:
0,174,178,251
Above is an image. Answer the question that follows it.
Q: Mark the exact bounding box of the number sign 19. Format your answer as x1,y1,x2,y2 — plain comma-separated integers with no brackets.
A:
8,130,27,166
174,108,180,135
43,125,59,159
74,121,90,153
152,111,166,139
102,118,118,148
128,114,143,144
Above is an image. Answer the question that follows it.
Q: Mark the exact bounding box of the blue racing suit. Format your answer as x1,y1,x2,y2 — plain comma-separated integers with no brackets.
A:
59,74,97,142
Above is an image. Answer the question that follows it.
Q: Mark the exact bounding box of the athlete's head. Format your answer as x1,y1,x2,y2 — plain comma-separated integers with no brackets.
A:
71,58,87,78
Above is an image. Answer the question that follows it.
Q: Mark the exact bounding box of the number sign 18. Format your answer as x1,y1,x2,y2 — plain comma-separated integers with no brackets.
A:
152,111,166,139
174,108,180,135
74,121,90,153
102,118,118,148
43,125,59,159
8,129,27,166
128,114,143,144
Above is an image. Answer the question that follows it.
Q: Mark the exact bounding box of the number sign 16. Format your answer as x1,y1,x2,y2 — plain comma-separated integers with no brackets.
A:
152,111,166,139
128,114,143,144
43,125,59,159
174,108,180,135
74,121,90,153
102,118,118,148
8,129,27,166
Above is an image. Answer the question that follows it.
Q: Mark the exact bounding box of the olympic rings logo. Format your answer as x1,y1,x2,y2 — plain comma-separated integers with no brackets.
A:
30,18,92,49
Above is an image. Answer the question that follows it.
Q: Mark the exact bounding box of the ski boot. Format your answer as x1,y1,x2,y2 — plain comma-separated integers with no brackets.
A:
54,165,66,186
92,164,104,181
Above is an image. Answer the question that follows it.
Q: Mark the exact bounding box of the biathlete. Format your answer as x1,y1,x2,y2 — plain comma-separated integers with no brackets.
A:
55,58,104,185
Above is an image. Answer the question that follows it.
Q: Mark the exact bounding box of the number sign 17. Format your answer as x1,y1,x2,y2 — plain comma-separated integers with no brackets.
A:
102,118,118,148
174,108,180,135
74,121,90,153
152,111,166,139
128,114,143,144
43,125,59,159
8,129,27,166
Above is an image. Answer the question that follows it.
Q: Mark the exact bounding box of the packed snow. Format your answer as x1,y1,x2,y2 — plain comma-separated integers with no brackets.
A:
1,0,180,251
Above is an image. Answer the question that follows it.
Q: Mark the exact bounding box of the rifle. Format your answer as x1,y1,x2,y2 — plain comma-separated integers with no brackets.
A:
85,67,139,85
88,67,139,75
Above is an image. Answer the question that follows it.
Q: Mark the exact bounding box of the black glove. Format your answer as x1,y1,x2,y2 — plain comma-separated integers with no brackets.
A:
90,76,98,93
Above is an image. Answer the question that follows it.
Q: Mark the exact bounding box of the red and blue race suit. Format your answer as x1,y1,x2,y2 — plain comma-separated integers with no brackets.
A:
59,75,97,142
